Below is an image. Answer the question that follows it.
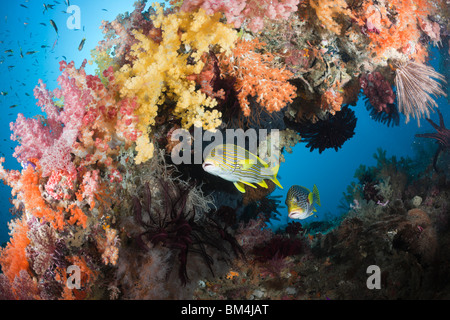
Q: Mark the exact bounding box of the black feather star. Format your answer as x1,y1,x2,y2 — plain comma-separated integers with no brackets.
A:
415,109,450,172
365,99,400,127
288,105,357,154
133,180,243,285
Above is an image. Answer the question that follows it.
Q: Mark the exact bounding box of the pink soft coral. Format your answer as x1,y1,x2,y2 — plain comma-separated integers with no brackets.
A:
45,170,77,201
11,60,139,178
181,0,300,33
98,1,161,59
11,61,89,177
10,112,55,163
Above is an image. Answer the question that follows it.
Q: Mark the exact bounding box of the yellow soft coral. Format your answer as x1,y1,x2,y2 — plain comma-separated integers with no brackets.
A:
115,5,238,164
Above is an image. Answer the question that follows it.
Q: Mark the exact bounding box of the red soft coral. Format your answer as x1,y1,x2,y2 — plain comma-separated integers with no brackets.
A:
186,51,225,101
45,170,77,201
360,71,395,113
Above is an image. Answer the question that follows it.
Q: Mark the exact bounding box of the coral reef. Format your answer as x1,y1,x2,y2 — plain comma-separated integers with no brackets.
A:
0,0,449,301
180,0,300,33
194,146,450,300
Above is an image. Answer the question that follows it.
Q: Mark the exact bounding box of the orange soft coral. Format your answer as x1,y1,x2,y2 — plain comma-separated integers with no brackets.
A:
320,88,344,115
16,165,65,230
66,204,88,229
354,0,442,61
309,0,355,35
0,217,31,282
14,164,89,231
55,255,99,300
219,38,297,117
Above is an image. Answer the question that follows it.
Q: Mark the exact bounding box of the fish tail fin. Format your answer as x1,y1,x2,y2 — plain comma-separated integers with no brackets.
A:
313,184,321,206
271,164,283,189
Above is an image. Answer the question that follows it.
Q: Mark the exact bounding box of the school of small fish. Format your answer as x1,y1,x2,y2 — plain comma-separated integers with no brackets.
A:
0,0,114,147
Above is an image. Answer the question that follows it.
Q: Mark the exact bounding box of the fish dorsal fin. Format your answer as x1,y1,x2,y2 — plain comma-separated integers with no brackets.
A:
258,157,269,168
257,180,268,188
238,144,269,168
234,182,246,193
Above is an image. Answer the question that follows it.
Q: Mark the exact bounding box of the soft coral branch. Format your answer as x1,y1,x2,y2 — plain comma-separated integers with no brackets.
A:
0,217,31,283
181,0,300,33
11,59,138,181
11,61,89,177
219,38,296,116
352,0,440,61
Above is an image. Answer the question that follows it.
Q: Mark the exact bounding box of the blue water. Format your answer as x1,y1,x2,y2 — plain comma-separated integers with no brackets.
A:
0,1,448,244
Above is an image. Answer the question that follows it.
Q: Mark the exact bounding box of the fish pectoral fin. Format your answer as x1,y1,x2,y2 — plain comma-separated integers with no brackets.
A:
238,159,256,170
308,192,314,205
234,182,246,193
240,180,257,188
257,180,268,188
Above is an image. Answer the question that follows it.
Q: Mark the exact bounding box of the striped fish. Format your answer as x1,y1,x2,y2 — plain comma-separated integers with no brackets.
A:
285,185,321,220
202,144,282,193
